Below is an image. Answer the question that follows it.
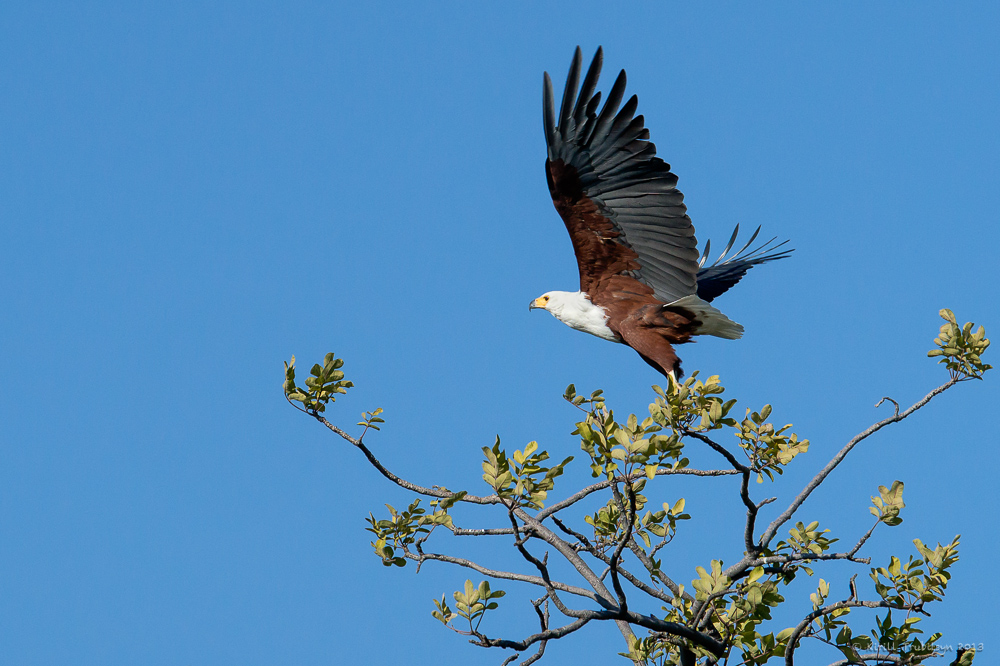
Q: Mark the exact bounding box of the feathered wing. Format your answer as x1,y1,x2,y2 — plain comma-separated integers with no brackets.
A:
543,47,700,304
695,225,793,303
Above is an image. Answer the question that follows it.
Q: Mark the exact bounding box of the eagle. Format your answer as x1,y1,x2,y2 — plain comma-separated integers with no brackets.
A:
530,47,791,382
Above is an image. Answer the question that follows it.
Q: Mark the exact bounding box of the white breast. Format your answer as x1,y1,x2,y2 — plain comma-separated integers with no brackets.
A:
546,291,620,343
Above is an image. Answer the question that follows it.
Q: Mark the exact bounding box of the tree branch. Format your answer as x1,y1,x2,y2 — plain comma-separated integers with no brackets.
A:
451,526,517,536
551,517,677,605
784,599,921,666
511,506,726,657
684,430,760,554
608,480,638,614
402,549,604,604
684,430,748,473
825,655,901,666
625,536,693,601
744,550,871,569
481,617,590,652
315,415,501,504
535,467,738,522
760,378,959,548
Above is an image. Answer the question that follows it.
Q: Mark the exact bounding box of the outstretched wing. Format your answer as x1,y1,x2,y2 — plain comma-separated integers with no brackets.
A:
543,47,699,304
695,225,793,303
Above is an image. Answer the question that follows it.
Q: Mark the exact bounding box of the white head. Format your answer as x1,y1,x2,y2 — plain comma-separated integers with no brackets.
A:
528,291,619,342
528,291,578,316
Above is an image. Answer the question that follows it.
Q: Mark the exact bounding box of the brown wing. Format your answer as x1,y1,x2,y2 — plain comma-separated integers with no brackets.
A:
543,47,700,304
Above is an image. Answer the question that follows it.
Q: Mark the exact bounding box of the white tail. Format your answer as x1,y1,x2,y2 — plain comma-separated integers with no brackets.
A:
667,294,744,340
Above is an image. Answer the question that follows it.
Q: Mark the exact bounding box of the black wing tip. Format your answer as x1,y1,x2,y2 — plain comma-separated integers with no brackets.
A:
542,72,556,146
702,225,794,268
694,228,794,301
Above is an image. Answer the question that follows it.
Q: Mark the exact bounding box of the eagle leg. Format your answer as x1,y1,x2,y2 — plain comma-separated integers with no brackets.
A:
617,305,697,380
620,325,684,380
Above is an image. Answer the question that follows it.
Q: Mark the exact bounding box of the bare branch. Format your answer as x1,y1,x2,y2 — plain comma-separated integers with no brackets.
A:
784,599,923,666
536,467,738,522
684,430,748,473
480,617,590,653
551,517,677,605
402,549,604,603
826,655,902,666
608,481,638,614
760,378,959,548
684,430,761,554
744,550,871,569
849,519,881,557
451,526,517,536
625,537,692,601
315,415,501,504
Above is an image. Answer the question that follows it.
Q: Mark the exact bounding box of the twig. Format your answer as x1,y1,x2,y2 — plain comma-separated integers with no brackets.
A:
826,655,901,666
760,378,959,549
536,467,738,522
481,617,591,652
625,537,692,601
401,550,603,603
849,519,881,557
452,526,517,536
744,551,872,569
551,517,676,604
315,415,501,504
684,430,747,473
608,480,638,614
511,507,725,657
784,599,924,666
684,430,761,554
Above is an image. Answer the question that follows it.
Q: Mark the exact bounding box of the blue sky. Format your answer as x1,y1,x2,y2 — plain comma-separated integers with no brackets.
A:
1,2,998,664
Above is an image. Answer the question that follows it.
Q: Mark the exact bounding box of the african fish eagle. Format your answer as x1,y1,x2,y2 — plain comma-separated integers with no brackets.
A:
530,47,791,382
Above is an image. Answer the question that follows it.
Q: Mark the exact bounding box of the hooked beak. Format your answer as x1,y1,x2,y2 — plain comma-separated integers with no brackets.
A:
529,297,542,311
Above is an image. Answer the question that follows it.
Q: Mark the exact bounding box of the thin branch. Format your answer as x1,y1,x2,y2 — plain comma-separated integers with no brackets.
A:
826,655,902,666
451,526,517,536
692,587,734,630
402,550,603,603
315,415,501,504
723,519,879,583
512,508,726,657
784,599,922,666
481,617,590,653
510,507,619,611
536,467,738,522
684,430,748,473
760,378,959,548
485,606,727,658
849,518,881,557
550,516,596,552
625,537,692,601
739,468,759,553
744,550,872,569
551,517,676,605
608,480,638,614
684,430,760,554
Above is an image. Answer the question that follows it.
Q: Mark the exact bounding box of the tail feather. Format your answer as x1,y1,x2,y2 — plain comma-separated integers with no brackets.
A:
666,294,744,340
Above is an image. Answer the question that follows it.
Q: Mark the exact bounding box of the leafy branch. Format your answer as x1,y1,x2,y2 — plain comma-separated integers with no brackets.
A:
284,309,988,665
